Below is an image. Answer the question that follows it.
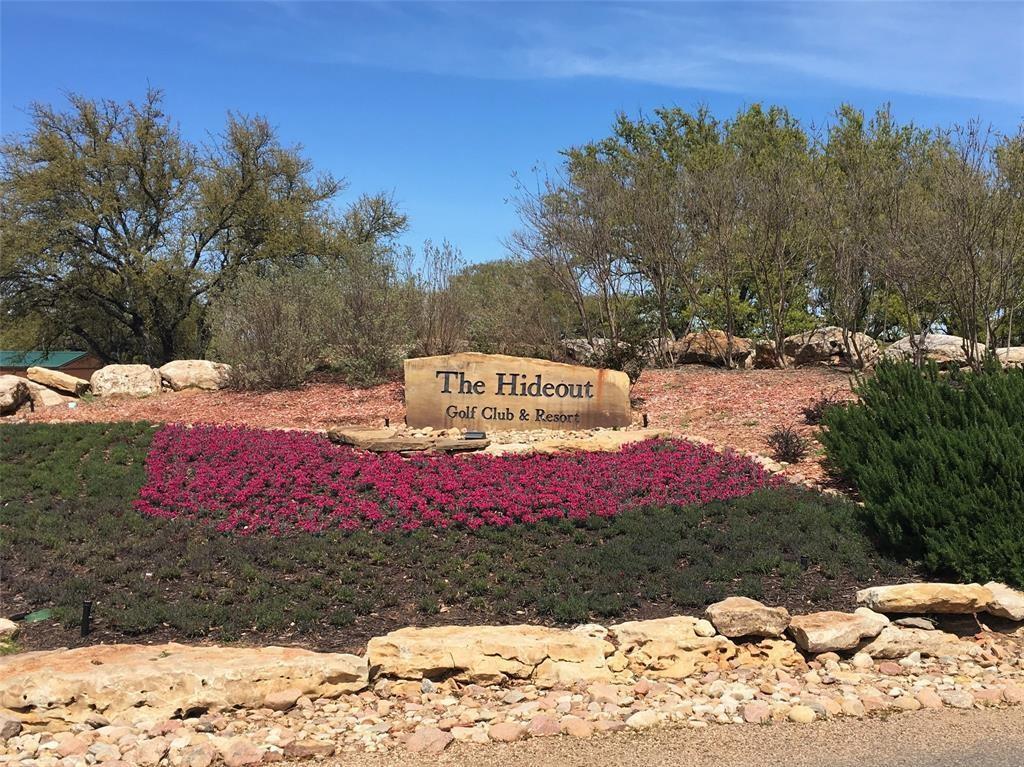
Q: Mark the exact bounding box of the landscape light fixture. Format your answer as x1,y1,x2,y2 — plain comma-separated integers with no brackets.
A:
81,600,93,637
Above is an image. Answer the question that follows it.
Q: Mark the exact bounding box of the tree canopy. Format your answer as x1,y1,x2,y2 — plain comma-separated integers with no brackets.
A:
0,89,403,364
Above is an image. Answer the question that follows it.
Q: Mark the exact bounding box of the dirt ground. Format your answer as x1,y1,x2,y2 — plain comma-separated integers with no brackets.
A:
18,367,855,483
302,707,1024,767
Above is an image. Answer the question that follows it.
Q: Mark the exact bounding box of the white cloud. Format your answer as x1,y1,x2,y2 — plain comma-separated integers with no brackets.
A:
193,1,1024,105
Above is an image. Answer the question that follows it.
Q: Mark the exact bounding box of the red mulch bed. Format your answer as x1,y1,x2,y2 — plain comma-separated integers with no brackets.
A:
18,367,856,483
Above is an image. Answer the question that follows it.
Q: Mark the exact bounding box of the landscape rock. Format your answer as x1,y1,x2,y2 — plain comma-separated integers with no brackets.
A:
995,347,1024,368
0,714,21,740
856,583,993,614
742,701,771,723
367,624,616,687
705,597,790,638
560,716,594,738
24,379,73,409
90,364,163,397
487,722,526,742
283,739,335,758
883,334,985,369
787,705,816,723
624,710,660,729
526,715,561,737
939,690,975,709
406,726,453,754
218,737,263,766
482,428,670,457
893,617,936,630
752,340,782,369
859,626,978,659
984,582,1024,621
0,375,30,415
609,616,735,679
158,360,232,391
0,643,367,723
787,608,889,653
262,688,301,712
783,326,879,368
0,618,19,641
672,330,753,368
26,366,90,395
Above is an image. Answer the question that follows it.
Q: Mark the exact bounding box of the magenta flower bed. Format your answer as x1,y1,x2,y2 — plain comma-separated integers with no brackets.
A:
134,425,780,535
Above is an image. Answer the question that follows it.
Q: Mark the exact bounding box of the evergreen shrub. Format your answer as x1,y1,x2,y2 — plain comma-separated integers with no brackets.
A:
821,361,1024,585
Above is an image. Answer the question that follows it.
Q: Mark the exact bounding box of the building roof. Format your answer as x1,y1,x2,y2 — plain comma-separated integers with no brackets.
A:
0,350,90,368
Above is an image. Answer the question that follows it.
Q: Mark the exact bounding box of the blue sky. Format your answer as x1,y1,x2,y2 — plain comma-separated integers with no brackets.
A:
3,1,1022,263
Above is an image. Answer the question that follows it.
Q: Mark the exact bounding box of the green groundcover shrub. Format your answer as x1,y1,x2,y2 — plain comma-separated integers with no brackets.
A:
822,361,1024,586
2,422,910,647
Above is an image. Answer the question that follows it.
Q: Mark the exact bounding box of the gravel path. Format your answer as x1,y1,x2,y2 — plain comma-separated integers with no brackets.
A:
303,708,1024,767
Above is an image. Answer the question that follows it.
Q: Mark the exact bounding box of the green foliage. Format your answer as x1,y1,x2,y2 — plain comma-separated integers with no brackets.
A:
1,89,343,365
822,361,1024,585
210,238,414,389
452,259,572,358
208,268,325,389
1,423,909,645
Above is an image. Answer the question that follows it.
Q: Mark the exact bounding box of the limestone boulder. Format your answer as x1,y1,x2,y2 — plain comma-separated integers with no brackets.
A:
731,638,805,670
0,375,30,415
366,625,617,687
90,364,162,397
158,360,232,391
0,643,367,724
705,597,790,638
26,366,90,395
24,380,73,409
995,347,1024,369
883,334,984,369
607,616,735,679
671,330,753,368
984,582,1024,621
0,618,18,641
856,583,993,614
560,338,612,364
752,340,782,369
782,326,879,369
788,608,889,653
858,626,974,660
482,428,671,457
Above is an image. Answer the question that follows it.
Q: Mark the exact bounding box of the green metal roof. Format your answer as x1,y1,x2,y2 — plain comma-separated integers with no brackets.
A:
0,350,89,368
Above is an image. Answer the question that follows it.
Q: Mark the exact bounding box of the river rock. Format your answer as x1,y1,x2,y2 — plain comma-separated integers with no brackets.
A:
608,616,735,679
705,597,790,638
406,726,453,754
787,609,889,653
367,624,616,687
984,582,1024,621
856,583,993,614
90,364,162,397
26,366,90,395
783,326,879,368
158,360,232,391
0,643,367,723
0,375,30,415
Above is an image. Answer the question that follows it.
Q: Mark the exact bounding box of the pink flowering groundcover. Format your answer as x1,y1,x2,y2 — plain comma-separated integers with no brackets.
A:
134,424,781,535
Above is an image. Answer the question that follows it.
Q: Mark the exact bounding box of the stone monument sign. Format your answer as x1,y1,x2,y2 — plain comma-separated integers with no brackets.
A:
405,352,632,432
